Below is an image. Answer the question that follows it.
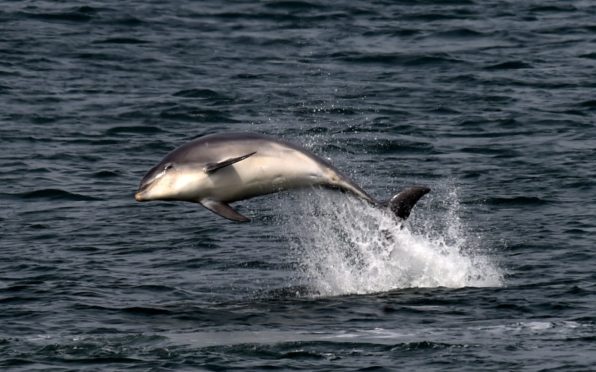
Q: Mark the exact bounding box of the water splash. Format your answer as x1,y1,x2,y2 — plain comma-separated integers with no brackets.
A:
283,185,503,296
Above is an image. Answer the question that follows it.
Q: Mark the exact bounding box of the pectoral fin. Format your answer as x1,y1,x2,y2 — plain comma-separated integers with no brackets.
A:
200,199,250,222
204,152,256,174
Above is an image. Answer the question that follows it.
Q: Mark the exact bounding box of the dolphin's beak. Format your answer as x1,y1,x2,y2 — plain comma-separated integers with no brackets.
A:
135,179,153,202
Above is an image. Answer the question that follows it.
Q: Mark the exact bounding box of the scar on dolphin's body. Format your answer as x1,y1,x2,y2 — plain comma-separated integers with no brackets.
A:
135,132,430,222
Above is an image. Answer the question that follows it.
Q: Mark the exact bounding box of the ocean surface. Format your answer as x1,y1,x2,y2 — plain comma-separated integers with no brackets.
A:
1,0,595,370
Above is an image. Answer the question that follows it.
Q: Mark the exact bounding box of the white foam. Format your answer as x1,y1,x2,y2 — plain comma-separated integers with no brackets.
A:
283,185,503,296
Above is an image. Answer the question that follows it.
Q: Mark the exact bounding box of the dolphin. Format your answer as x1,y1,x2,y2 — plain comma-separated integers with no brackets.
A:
135,132,429,222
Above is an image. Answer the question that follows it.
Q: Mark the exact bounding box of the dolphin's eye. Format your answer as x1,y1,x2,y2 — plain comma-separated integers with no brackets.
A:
164,163,174,171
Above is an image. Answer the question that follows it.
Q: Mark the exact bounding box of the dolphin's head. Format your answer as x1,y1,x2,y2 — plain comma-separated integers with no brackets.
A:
135,160,206,202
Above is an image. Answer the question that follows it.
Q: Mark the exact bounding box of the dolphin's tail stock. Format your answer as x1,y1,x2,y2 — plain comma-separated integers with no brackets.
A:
382,186,430,220
329,178,430,221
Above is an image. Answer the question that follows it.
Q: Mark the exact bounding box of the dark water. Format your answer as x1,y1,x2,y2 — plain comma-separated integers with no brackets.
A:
1,0,595,370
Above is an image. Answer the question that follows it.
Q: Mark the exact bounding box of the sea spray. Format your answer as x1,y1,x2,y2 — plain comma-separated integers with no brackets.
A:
282,185,503,296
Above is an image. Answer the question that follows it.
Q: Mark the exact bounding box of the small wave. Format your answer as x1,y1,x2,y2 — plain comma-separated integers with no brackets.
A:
7,189,99,201
71,303,173,315
390,340,457,351
254,285,315,299
172,89,235,105
578,100,596,108
122,306,173,315
29,115,58,124
579,52,596,60
363,29,421,37
0,84,11,94
111,15,145,26
263,1,328,11
93,37,149,44
159,106,238,123
433,28,487,39
330,51,464,66
20,9,94,23
407,12,472,21
165,329,471,351
529,5,577,13
292,105,357,116
485,61,533,70
485,196,548,206
205,11,300,22
74,52,117,61
353,138,436,155
92,170,119,179
105,125,164,135
173,88,223,98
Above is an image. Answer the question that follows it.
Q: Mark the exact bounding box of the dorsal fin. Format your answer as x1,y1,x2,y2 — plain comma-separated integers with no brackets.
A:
204,152,256,174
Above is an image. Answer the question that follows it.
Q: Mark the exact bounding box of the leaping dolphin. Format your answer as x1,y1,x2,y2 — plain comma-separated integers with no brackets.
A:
135,132,429,222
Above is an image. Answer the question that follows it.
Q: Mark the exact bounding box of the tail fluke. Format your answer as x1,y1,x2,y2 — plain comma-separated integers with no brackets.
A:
384,186,430,220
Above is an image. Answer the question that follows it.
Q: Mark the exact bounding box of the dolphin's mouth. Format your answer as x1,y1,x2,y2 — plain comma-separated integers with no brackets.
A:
137,181,151,193
135,180,154,201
